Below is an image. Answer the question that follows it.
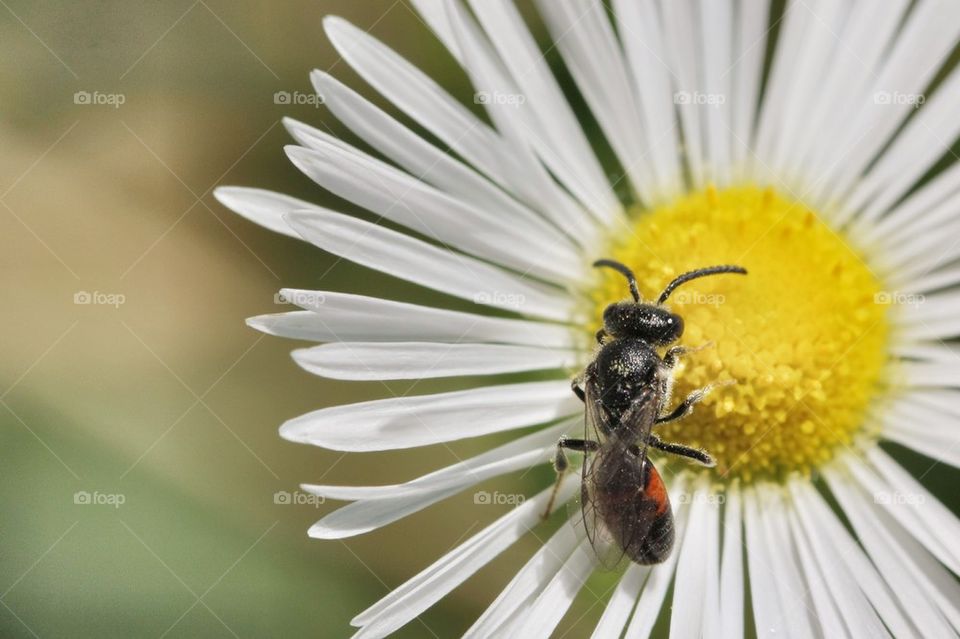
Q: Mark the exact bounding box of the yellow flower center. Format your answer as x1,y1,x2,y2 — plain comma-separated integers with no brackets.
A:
587,185,891,482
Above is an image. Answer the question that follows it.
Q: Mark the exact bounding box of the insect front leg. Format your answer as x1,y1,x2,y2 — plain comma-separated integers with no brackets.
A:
542,437,600,520
655,380,735,424
662,341,713,369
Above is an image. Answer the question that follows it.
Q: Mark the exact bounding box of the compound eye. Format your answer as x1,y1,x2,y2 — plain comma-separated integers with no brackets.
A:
671,314,684,340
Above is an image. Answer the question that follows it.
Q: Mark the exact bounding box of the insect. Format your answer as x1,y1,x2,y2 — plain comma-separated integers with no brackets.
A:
544,259,747,566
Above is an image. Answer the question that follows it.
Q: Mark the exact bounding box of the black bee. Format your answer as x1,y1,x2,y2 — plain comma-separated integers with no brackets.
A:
544,259,747,566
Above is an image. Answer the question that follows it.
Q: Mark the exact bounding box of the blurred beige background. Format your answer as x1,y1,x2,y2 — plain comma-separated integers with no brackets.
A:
0,1,591,637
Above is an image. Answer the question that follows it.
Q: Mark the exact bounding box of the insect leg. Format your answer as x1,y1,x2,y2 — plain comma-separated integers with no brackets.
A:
662,341,713,369
644,434,715,467
542,437,600,520
655,380,734,424
571,377,586,403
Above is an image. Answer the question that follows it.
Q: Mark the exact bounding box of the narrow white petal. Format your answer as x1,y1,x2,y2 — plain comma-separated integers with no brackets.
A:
793,1,908,189
861,446,960,574
790,480,913,638
254,291,575,348
757,484,816,638
659,0,705,188
902,361,960,389
858,162,960,246
283,209,572,321
407,0,461,62
302,419,568,503
613,0,684,196
212,187,318,238
280,380,579,451
698,0,734,186
884,427,960,468
589,564,648,639
814,0,960,206
305,421,569,539
509,538,596,639
351,476,579,638
825,465,958,633
669,478,712,638
718,484,743,639
786,506,850,638
303,74,582,256
465,522,581,639
742,487,785,637
283,143,577,283
322,16,532,202
293,341,581,380
535,0,654,203
700,481,722,638
845,66,960,230
467,0,623,221
442,0,602,245
729,0,771,177
622,476,689,639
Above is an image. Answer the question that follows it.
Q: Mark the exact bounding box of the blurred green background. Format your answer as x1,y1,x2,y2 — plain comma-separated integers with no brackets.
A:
3,2,959,638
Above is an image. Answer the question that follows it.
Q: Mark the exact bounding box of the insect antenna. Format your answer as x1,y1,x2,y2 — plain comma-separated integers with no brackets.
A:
593,259,640,302
657,265,747,305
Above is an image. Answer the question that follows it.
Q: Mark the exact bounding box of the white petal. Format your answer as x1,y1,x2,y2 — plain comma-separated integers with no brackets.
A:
729,0,771,178
845,66,960,230
902,361,960,389
509,538,596,639
884,427,960,468
293,341,581,380
743,486,786,637
212,187,319,238
659,0,706,188
824,464,958,633
253,291,575,348
790,479,913,638
612,0,684,196
441,0,601,244
813,0,960,206
280,380,579,451
304,421,570,539
622,476,689,639
283,209,573,321
669,478,712,638
283,143,578,283
786,505,849,638
465,522,581,639
589,564,648,639
756,484,816,638
351,476,579,638
718,484,743,639
698,0,734,187
535,0,654,203
860,446,960,574
302,419,568,503
467,0,623,221
322,16,532,202
308,71,580,257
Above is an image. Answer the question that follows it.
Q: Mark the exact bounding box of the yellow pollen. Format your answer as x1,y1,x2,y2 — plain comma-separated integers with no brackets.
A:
586,186,890,483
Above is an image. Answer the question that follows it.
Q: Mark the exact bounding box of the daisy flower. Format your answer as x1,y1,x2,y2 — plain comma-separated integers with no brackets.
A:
216,1,960,636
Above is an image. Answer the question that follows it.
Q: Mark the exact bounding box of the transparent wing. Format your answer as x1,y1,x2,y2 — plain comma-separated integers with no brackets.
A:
579,385,661,570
